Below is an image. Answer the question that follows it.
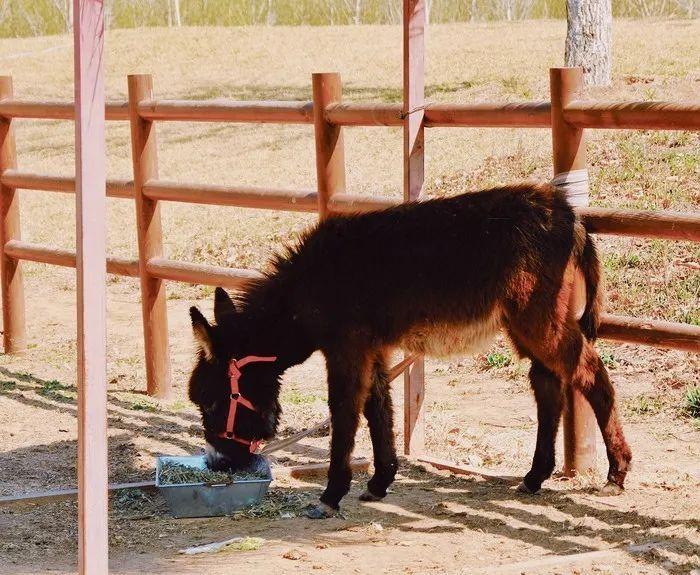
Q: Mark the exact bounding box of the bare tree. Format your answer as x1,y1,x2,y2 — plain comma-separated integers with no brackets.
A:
489,0,537,20
342,0,364,24
566,0,612,86
622,0,669,16
172,0,181,26
48,0,72,32
267,0,276,25
670,0,697,15
342,0,363,24
384,0,402,24
0,0,8,26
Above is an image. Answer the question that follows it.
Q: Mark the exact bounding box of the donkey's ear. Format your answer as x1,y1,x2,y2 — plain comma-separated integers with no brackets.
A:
214,287,237,325
190,306,214,361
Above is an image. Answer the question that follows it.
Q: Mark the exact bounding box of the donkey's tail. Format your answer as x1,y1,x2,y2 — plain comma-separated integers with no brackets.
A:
574,223,602,342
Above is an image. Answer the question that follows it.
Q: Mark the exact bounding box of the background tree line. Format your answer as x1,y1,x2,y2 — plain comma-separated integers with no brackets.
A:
0,0,696,38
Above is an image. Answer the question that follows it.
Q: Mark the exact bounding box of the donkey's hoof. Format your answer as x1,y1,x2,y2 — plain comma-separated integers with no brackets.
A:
599,481,624,496
516,481,539,495
359,489,384,502
304,502,337,519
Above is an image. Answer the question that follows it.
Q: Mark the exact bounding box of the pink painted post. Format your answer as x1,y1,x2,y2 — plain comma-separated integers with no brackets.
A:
74,1,108,573
402,0,426,456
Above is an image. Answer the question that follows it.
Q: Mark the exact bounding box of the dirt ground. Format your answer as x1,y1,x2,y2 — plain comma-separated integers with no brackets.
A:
0,283,698,575
0,20,699,575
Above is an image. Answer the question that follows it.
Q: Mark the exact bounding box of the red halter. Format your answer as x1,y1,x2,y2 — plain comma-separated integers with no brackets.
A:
217,355,277,453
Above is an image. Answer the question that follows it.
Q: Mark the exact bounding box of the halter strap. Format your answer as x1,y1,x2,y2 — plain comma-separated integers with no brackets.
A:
217,355,276,453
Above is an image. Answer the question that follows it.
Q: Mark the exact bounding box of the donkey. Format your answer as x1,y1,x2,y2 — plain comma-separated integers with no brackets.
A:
188,183,632,518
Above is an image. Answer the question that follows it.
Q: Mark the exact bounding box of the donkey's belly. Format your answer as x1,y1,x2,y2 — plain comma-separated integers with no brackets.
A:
399,311,501,358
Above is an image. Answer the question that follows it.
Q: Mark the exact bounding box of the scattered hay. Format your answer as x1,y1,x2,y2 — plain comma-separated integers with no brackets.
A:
179,536,265,555
111,489,166,518
233,489,314,520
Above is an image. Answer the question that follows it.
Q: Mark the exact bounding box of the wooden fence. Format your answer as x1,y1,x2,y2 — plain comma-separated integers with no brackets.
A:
1,66,699,466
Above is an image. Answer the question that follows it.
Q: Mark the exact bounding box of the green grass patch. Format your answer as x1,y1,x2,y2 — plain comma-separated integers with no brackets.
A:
38,379,75,403
128,398,159,412
485,351,512,370
167,399,191,412
281,389,323,405
0,380,17,391
682,387,700,419
599,349,618,370
500,76,533,99
624,394,664,417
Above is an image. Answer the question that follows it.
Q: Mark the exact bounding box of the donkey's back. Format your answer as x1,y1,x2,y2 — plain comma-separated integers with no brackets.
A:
285,183,592,355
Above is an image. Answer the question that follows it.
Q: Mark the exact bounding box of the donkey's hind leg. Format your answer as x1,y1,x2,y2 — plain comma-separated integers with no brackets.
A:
360,350,399,502
518,360,564,494
511,321,631,495
569,339,632,493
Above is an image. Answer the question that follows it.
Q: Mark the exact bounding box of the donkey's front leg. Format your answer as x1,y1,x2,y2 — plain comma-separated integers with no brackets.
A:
306,348,372,519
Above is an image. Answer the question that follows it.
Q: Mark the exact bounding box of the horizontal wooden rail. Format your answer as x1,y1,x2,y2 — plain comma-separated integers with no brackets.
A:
328,193,400,213
146,257,263,288
424,102,551,128
325,103,403,126
2,240,697,352
323,102,552,128
143,180,318,212
564,101,700,130
579,207,700,242
3,98,698,133
599,313,700,353
4,240,139,277
0,100,128,121
137,100,314,124
1,170,134,199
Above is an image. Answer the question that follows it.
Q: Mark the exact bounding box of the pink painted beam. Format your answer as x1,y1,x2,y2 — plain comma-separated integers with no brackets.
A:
73,1,108,574
402,0,426,456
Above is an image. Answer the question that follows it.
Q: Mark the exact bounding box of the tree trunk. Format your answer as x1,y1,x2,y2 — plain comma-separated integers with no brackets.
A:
267,0,276,25
173,0,181,26
566,0,612,86
66,0,73,32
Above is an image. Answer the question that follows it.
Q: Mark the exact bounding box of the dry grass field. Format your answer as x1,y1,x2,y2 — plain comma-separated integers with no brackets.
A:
0,20,698,575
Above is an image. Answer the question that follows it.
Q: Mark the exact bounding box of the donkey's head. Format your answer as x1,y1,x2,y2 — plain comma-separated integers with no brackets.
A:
188,287,282,472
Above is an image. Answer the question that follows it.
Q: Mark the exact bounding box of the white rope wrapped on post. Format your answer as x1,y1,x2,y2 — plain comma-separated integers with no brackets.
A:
552,168,590,207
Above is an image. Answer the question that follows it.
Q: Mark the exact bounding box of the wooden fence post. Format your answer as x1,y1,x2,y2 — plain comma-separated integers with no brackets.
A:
312,73,346,219
128,74,172,398
0,76,27,354
74,2,108,572
403,0,426,456
550,66,597,476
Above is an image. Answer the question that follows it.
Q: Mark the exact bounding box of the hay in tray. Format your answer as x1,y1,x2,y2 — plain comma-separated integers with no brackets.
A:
159,461,267,486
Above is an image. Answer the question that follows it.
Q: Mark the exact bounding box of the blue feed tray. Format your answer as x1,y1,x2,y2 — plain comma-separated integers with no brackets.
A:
155,454,272,518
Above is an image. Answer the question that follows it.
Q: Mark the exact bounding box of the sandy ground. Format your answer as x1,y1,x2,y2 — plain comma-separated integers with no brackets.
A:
0,20,698,575
0,279,698,575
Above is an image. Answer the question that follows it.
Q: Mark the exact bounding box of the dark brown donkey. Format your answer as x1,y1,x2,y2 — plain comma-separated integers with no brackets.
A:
187,183,632,518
